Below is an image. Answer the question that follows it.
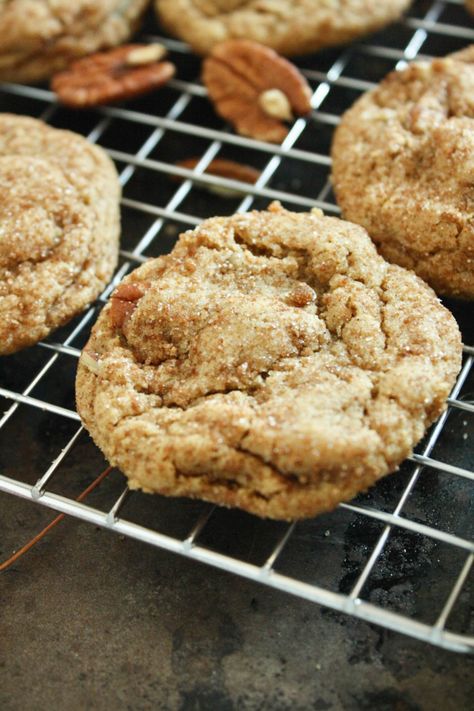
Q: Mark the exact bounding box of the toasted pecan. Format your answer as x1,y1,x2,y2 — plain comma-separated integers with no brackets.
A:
110,281,147,329
52,44,175,108
202,40,312,143
177,157,260,183
80,350,101,375
175,157,260,197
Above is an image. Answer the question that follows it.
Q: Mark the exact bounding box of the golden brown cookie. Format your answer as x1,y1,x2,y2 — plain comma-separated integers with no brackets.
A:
466,0,474,15
0,0,149,83
0,114,120,355
76,203,461,521
331,47,474,300
154,0,411,56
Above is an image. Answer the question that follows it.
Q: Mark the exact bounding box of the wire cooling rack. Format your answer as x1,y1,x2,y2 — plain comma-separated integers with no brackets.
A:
0,0,473,653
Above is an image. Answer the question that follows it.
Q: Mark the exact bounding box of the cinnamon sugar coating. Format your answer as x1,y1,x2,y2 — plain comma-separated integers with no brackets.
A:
76,203,461,520
0,0,149,83
332,47,474,299
0,114,120,355
154,0,410,57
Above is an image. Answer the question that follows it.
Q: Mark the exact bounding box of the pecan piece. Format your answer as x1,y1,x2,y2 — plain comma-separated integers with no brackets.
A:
80,349,101,375
51,44,175,108
175,157,260,197
110,281,147,329
202,40,312,143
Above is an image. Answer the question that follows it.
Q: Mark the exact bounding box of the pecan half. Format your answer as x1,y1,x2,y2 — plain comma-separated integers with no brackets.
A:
51,44,175,108
202,40,312,143
110,281,147,330
175,157,260,197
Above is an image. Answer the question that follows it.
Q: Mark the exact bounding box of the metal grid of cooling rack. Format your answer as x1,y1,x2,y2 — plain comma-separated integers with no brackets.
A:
0,0,473,652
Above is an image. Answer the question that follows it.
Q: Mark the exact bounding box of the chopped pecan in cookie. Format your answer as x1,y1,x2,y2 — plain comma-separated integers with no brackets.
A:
202,40,312,143
80,350,101,375
51,44,175,108
110,281,148,329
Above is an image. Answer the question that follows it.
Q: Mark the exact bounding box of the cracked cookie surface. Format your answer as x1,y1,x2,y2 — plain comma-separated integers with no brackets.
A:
76,203,461,520
0,0,149,83
154,0,410,56
0,114,120,355
332,47,474,299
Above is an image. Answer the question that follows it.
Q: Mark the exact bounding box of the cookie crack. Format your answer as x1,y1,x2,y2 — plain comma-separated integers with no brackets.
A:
174,469,273,503
235,425,300,490
235,441,297,485
378,276,390,354
0,243,61,277
379,221,466,261
234,231,331,293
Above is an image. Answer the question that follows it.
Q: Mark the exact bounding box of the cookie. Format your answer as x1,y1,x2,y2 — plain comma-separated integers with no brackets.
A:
467,0,474,14
154,0,411,56
0,0,149,83
331,47,474,300
76,203,461,521
0,114,120,355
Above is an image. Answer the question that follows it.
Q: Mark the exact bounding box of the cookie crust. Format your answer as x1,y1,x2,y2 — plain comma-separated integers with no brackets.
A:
0,114,120,355
154,0,411,56
76,203,461,520
332,47,474,299
0,0,149,83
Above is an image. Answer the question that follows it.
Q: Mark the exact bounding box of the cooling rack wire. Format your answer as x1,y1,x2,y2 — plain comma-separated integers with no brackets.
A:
0,0,473,653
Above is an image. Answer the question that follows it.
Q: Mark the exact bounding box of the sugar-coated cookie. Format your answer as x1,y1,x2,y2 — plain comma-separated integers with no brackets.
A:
76,203,461,520
0,114,120,354
154,0,411,56
0,0,149,83
332,47,474,299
